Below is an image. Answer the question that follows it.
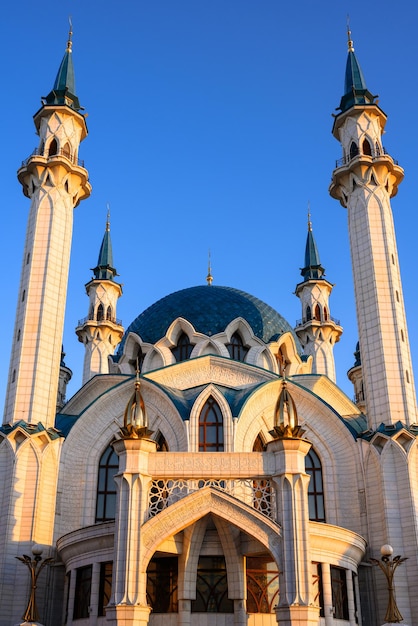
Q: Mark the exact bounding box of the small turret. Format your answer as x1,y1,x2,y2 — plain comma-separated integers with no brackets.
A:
295,211,342,382
76,212,124,384
347,341,365,413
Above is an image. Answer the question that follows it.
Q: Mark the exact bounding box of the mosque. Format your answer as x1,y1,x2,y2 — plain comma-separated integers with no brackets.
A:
0,25,417,626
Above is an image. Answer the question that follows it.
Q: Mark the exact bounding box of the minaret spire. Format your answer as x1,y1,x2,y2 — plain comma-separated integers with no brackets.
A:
295,207,342,382
330,32,416,427
3,28,91,428
76,210,124,385
206,250,213,286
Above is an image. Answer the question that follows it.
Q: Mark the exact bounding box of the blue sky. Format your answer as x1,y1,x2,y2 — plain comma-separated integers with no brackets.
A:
1,1,417,405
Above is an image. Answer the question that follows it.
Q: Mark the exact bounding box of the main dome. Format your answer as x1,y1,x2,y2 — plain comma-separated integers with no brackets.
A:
118,285,299,353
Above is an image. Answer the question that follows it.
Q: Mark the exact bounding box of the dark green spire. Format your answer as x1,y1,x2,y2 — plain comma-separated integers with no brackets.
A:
44,24,81,111
300,212,325,281
93,212,118,281
338,30,376,113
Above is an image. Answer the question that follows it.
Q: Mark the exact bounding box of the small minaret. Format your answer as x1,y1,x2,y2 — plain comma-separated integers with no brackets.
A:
3,27,91,428
347,341,366,413
295,211,342,382
57,346,73,411
76,212,123,384
329,30,417,428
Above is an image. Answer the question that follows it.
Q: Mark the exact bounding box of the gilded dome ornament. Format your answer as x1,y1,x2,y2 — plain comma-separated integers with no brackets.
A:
270,361,305,439
121,364,154,439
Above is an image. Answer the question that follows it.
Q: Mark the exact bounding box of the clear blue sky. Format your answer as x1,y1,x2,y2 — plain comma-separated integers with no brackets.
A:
1,1,417,406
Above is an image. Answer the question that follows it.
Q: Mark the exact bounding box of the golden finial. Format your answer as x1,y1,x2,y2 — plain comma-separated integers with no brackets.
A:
347,16,354,52
206,250,213,286
66,17,73,53
121,359,153,439
270,379,305,439
106,204,111,232
307,201,312,232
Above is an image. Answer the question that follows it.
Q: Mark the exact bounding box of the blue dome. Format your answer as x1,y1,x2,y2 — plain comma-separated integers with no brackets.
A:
118,285,300,353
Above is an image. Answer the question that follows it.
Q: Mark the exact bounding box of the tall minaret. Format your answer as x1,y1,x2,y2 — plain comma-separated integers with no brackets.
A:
76,212,123,384
295,211,342,383
329,30,417,428
3,28,91,428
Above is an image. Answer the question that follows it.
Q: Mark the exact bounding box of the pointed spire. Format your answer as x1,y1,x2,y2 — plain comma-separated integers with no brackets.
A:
92,206,118,280
206,250,213,286
300,206,325,281
338,25,377,113
44,19,81,111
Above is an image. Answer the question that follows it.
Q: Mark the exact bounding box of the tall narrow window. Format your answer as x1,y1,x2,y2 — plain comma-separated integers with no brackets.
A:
314,304,321,321
199,397,224,451
331,566,349,620
306,448,325,522
227,332,249,362
62,142,71,159
106,306,112,321
362,138,372,155
147,557,178,613
306,305,312,321
349,142,358,159
98,562,113,616
96,445,118,522
323,306,328,321
191,556,233,613
246,556,279,613
97,304,104,321
312,562,324,617
171,332,194,362
73,565,92,619
49,138,58,156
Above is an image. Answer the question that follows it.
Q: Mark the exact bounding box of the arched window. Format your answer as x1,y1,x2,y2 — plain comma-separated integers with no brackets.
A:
349,142,358,159
191,556,233,613
171,332,194,362
199,397,224,451
147,557,178,613
227,332,249,362
96,445,118,522
155,431,169,451
306,305,312,321
323,306,328,321
49,138,58,156
314,304,321,321
362,138,372,155
97,304,104,321
306,448,325,522
246,556,279,613
106,306,112,321
253,433,266,452
62,142,71,159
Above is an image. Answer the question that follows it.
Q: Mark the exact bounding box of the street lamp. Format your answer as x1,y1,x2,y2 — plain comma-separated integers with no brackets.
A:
16,545,54,623
370,544,407,624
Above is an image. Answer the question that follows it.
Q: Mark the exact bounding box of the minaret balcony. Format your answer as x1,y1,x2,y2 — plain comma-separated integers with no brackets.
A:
77,314,122,327
21,146,86,169
334,146,398,169
296,315,340,327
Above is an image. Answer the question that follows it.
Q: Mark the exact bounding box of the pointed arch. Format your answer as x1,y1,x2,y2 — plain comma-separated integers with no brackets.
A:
190,385,232,452
199,396,224,452
48,138,58,156
306,447,325,522
306,305,312,321
362,137,372,155
349,141,358,159
97,303,104,321
314,304,321,321
96,443,118,522
106,306,112,321
140,487,281,577
171,331,194,362
227,331,249,362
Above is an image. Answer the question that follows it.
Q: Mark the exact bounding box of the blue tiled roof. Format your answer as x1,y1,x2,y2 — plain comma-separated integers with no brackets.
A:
118,285,301,354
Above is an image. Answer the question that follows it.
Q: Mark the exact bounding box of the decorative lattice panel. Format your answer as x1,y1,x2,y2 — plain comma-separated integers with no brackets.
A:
148,478,275,520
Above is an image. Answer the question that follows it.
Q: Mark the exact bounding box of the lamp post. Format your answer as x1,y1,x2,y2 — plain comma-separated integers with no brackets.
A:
370,544,407,624
15,545,54,624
